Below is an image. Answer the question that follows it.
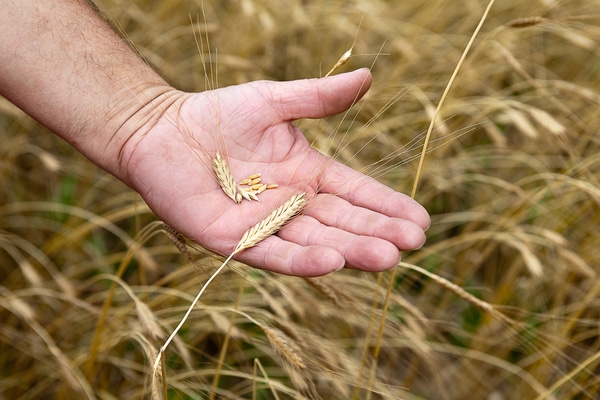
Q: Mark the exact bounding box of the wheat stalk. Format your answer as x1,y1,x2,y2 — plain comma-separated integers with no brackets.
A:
398,262,513,323
362,1,499,395
152,192,308,382
410,0,496,198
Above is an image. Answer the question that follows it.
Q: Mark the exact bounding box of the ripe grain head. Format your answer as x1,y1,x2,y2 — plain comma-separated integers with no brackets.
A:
212,151,242,203
233,192,308,254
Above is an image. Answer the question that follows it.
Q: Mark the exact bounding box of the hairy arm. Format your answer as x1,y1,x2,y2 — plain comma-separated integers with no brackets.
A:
0,0,178,181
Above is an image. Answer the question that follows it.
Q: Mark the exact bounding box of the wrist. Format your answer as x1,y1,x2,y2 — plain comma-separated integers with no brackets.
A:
0,0,185,184
95,84,185,183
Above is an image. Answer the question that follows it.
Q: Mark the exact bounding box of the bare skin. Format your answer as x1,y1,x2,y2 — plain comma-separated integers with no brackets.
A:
0,0,430,276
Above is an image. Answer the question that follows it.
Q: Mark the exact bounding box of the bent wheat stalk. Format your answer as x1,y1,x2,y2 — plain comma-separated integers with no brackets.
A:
360,1,499,397
152,192,308,385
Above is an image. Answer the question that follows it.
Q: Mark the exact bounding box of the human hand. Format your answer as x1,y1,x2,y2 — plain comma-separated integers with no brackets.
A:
0,1,427,276
121,69,430,276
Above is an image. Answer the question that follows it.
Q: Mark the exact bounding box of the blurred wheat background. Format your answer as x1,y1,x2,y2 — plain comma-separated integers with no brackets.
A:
2,0,600,399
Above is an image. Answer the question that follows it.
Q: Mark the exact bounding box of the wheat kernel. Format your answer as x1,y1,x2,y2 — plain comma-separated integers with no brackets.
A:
239,190,252,201
240,189,259,201
257,184,267,194
251,183,263,190
247,173,261,180
266,184,279,189
239,178,252,185
247,191,260,201
250,177,262,185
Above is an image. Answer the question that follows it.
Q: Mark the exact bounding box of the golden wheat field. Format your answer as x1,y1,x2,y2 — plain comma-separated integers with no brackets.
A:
2,0,600,398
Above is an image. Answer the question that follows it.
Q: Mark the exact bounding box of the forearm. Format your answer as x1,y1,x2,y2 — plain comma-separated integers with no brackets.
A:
0,0,177,181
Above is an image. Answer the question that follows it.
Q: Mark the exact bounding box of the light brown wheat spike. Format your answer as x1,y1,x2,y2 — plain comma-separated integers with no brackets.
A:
163,224,193,261
324,47,353,77
304,277,347,306
263,327,306,369
212,151,242,203
233,192,307,254
506,16,548,28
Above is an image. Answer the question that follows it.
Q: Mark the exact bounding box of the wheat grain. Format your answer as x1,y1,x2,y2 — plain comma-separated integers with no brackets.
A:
235,173,279,201
212,151,242,203
240,188,260,202
256,184,267,194
233,192,307,254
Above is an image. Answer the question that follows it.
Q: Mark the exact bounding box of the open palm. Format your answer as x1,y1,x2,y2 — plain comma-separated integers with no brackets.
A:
122,69,430,276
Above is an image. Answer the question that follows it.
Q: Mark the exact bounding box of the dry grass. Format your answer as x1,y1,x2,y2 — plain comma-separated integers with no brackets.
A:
2,0,600,399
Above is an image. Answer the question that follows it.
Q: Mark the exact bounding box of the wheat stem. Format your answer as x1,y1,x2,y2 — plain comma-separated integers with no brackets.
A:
411,0,497,198
152,192,307,383
398,262,514,324
365,1,498,396
152,252,234,378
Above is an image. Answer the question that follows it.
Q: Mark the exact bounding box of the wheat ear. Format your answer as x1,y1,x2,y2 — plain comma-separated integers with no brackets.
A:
212,151,242,203
152,192,307,380
324,47,353,77
234,192,307,253
263,327,306,369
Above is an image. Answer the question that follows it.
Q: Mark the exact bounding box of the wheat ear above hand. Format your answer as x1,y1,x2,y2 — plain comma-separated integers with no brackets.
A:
152,192,308,379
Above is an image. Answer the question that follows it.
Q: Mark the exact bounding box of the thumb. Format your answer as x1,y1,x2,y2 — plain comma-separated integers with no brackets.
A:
268,68,372,121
